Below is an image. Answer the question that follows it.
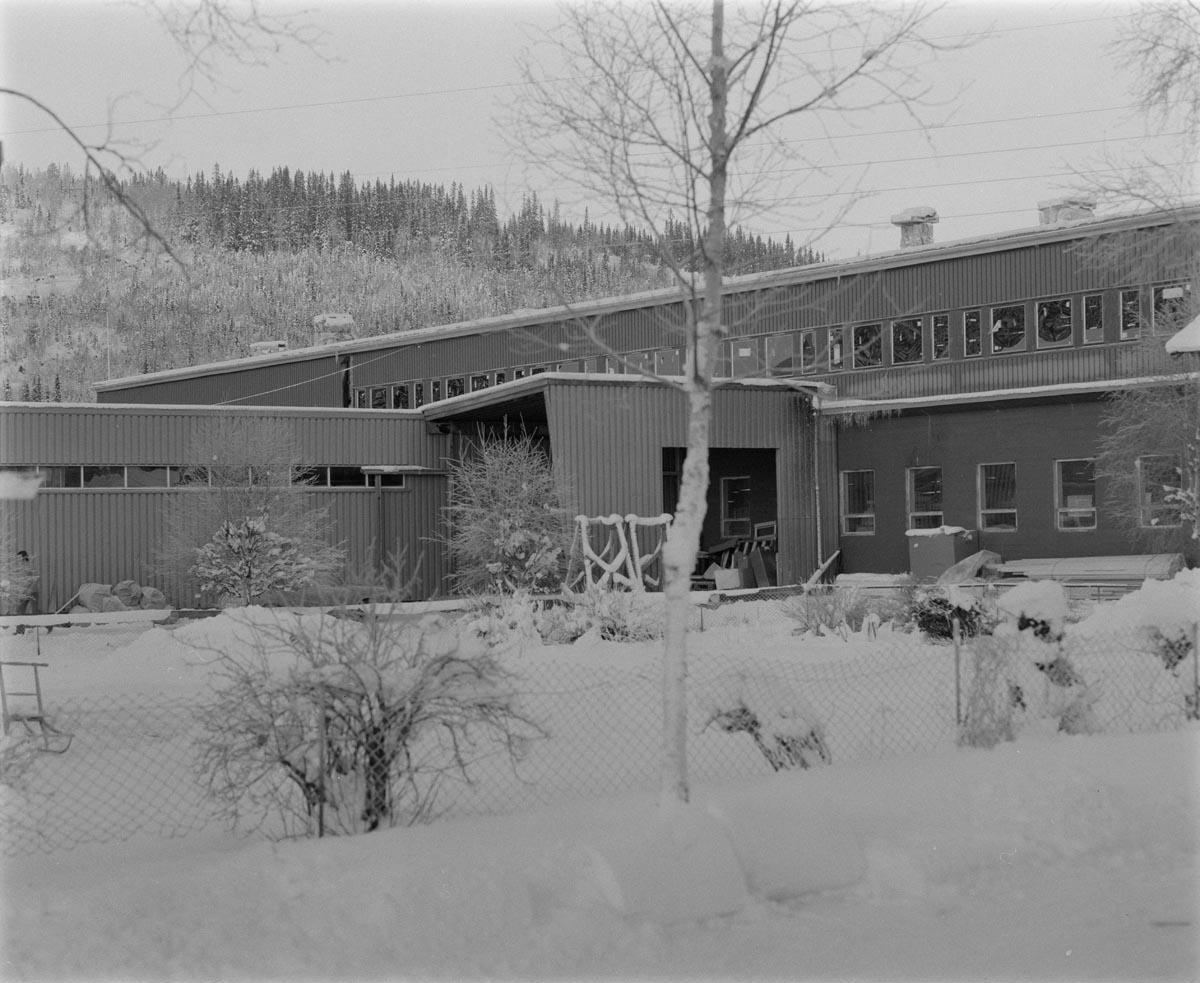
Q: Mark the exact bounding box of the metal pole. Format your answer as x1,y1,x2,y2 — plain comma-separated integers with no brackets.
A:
317,699,326,839
952,616,962,727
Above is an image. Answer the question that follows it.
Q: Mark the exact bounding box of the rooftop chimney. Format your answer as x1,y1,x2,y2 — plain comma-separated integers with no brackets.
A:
1037,197,1096,225
891,206,938,247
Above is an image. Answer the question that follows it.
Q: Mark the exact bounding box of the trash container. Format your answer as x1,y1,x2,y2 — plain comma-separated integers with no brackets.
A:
906,526,977,581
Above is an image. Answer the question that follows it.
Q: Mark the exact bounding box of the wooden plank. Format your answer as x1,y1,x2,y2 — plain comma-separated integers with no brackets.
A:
0,609,174,629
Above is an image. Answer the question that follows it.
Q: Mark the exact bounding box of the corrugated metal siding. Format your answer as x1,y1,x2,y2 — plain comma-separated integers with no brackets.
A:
543,381,829,585
0,404,449,467
98,357,342,407
6,483,451,611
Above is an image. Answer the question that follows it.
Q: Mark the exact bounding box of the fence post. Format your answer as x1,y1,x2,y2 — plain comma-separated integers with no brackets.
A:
952,616,962,727
317,699,326,839
1193,620,1200,722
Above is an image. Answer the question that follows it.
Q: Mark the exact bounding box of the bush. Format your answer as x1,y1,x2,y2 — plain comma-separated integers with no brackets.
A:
783,587,871,635
914,586,994,640
192,515,320,606
566,587,663,642
444,434,573,594
196,600,545,837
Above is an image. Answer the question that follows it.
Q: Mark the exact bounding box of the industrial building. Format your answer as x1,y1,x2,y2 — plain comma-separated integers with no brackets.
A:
3,202,1195,608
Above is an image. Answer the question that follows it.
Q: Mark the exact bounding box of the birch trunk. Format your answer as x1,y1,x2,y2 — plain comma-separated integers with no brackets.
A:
659,0,728,810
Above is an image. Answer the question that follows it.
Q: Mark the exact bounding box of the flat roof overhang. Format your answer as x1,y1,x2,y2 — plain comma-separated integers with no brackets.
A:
417,372,827,429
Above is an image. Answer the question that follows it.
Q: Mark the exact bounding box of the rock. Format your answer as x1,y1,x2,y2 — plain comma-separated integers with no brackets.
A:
138,586,168,609
77,583,113,612
112,580,143,607
100,595,129,612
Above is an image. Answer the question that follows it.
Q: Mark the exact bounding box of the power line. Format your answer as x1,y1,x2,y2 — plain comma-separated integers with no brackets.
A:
0,11,1128,139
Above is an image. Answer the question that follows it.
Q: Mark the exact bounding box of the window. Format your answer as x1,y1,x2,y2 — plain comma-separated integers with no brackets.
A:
494,371,506,386
126,466,169,488
799,330,818,372
840,470,875,535
1084,294,1104,344
729,339,761,377
829,327,845,369
330,467,367,487
892,318,923,364
82,466,125,488
932,314,950,360
1036,298,1072,347
430,380,442,401
445,377,465,398
295,467,328,486
354,389,368,408
979,462,1017,530
765,334,795,377
1137,455,1183,527
853,323,882,367
655,348,684,375
991,304,1026,353
1153,282,1191,332
907,467,943,529
1120,289,1141,339
1056,459,1096,531
530,366,547,375
392,384,410,408
964,310,982,357
720,475,752,538
370,387,387,409
413,382,425,408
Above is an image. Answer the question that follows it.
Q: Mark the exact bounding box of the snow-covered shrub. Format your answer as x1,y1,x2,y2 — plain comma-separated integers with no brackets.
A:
197,604,545,837
444,434,573,594
783,587,871,636
699,672,831,771
567,587,663,642
192,515,319,606
958,635,1025,748
463,590,547,652
961,580,1101,744
914,585,994,640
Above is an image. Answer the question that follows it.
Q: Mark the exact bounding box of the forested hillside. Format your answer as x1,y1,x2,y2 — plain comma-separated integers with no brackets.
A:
0,164,820,402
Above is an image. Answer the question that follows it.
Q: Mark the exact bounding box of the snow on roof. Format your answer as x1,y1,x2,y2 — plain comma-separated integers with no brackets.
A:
1165,313,1200,354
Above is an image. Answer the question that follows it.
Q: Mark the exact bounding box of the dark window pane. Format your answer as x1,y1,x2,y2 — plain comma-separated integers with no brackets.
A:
329,467,366,487
370,387,387,409
1121,289,1141,338
392,385,409,409
1084,294,1103,343
932,315,949,360
964,310,982,356
991,305,1026,353
892,318,923,364
446,377,465,398
1037,298,1072,346
853,324,882,367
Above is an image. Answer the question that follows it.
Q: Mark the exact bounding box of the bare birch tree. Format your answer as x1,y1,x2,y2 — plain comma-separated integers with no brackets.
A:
0,0,320,262
511,0,947,807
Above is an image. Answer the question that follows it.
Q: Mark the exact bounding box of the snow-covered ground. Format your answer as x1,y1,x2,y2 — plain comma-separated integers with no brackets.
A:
1,574,1198,981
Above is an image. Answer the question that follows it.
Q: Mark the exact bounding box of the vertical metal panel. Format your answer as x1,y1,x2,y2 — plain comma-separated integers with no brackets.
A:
543,380,823,585
98,356,342,407
0,404,449,468
6,482,451,611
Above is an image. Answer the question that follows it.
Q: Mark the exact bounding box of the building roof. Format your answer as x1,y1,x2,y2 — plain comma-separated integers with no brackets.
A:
94,204,1199,394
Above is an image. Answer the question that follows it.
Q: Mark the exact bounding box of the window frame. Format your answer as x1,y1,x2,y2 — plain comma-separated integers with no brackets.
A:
978,461,1018,531
840,469,876,536
1152,281,1191,333
719,474,752,538
852,323,883,368
1035,297,1073,348
1120,288,1141,340
906,466,944,530
964,310,983,357
990,303,1027,354
891,317,924,365
1054,458,1097,532
932,314,950,360
1083,293,1104,345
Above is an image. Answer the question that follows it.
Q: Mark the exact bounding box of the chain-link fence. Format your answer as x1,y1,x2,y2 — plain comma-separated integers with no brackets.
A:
2,604,1196,856
0,696,217,856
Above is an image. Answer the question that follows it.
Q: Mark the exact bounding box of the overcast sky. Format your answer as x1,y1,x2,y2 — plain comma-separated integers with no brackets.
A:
0,0,1193,259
